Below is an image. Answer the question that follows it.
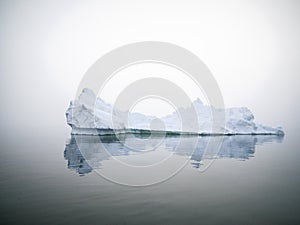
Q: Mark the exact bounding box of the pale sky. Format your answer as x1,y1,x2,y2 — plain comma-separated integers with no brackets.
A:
0,0,299,134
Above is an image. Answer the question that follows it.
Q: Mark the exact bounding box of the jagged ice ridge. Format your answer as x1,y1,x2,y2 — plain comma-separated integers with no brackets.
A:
66,88,284,136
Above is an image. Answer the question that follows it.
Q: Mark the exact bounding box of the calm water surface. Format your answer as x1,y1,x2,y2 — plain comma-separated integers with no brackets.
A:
1,127,300,225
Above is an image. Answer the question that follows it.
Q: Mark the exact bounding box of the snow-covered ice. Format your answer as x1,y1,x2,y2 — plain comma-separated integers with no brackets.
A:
66,88,284,135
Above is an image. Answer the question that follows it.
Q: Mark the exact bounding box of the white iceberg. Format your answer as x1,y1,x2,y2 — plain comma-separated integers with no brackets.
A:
66,88,284,136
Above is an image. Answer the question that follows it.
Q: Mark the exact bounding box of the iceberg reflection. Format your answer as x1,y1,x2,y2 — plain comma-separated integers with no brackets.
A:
64,135,283,175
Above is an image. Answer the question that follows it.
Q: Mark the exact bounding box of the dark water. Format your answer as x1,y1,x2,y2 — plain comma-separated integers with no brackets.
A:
1,128,300,225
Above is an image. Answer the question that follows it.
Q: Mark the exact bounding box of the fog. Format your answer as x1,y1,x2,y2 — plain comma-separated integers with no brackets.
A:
0,0,299,137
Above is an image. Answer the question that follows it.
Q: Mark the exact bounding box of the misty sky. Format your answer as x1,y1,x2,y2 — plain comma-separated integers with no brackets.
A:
0,0,299,136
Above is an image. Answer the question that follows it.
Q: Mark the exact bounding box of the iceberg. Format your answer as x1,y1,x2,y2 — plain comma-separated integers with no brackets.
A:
66,88,284,136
